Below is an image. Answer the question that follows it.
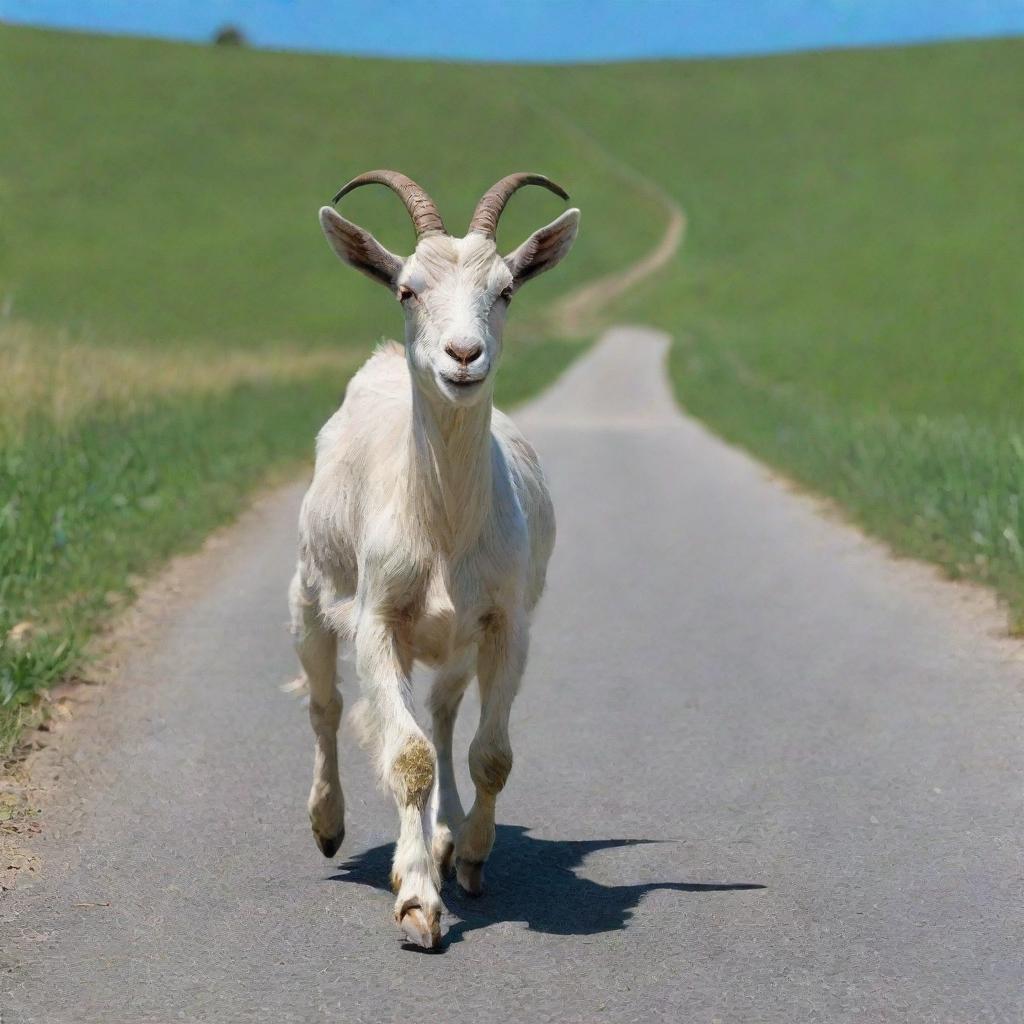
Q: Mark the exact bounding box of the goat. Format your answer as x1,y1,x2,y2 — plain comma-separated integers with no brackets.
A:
289,170,579,948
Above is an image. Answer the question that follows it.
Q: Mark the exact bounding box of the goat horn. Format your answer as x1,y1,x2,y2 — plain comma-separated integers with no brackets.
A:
332,170,447,239
468,173,570,239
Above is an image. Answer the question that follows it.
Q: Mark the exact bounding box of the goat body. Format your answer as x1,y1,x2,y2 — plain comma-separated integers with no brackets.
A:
299,342,553,660
289,171,578,948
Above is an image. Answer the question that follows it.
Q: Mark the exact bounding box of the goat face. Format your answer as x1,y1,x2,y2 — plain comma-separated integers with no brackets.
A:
396,233,510,406
319,171,579,407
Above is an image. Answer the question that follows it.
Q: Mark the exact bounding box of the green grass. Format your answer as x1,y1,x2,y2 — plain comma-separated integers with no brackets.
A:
513,39,1024,622
0,26,661,350
4,25,1023,750
0,24,665,751
0,377,347,748
670,343,1024,618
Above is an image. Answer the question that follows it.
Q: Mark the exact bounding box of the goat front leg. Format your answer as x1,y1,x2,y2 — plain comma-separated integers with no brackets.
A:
289,570,344,857
456,611,527,896
355,612,442,949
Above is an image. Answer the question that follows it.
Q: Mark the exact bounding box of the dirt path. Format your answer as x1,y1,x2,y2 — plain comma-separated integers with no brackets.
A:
520,93,687,336
552,196,685,334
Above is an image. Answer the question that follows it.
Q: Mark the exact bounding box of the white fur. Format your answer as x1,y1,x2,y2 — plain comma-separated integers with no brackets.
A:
289,209,578,946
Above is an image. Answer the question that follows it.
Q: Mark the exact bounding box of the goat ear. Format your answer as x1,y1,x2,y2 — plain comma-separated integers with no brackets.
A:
319,206,403,288
505,208,580,288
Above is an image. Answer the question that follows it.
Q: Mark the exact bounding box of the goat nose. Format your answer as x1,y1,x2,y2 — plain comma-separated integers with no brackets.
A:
444,340,483,366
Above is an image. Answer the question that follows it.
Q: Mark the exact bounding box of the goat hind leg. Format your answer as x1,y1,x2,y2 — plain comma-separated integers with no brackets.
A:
289,571,345,857
427,652,473,877
456,614,526,896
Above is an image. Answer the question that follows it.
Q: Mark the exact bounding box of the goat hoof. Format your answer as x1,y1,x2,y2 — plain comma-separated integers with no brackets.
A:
456,858,485,897
313,827,344,858
396,898,441,950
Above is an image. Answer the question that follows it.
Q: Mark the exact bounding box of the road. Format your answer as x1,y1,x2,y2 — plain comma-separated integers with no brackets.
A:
4,328,1023,1023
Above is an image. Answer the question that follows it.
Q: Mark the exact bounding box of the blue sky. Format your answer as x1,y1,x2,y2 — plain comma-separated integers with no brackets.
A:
3,1,1024,61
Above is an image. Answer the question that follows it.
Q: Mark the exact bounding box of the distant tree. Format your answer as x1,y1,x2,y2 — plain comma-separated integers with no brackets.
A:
213,25,246,46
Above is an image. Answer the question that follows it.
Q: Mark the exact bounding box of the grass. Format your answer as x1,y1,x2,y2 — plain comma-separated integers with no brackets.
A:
0,25,668,751
0,372,352,750
4,25,1023,750
670,342,1024,620
513,38,1024,623
0,27,661,350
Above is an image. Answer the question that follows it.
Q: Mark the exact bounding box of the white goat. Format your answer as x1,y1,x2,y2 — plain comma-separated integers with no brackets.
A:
289,170,579,948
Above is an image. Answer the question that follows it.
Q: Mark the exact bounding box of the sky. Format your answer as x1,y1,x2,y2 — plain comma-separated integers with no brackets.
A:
3,0,1024,62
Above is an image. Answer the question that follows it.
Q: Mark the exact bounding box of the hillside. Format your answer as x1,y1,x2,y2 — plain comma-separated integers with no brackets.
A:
3,24,1023,749
0,26,663,350
0,24,666,745
516,40,1024,619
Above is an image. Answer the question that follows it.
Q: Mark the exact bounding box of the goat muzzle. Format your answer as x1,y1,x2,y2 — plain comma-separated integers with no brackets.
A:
444,340,484,367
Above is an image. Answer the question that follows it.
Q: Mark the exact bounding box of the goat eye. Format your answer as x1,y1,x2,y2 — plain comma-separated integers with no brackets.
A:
397,285,416,303
499,286,513,303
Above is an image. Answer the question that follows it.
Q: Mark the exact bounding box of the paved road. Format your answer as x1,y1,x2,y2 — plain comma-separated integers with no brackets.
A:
4,329,1023,1023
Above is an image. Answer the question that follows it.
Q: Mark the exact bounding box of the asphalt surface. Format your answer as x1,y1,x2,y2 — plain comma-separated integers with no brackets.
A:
4,328,1023,1023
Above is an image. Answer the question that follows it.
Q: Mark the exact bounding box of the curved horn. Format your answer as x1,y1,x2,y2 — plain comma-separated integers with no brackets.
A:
468,173,570,239
332,169,446,239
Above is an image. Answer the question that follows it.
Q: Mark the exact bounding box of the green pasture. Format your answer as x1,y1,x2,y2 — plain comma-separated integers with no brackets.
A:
0,25,648,747
3,24,1022,751
518,39,1024,621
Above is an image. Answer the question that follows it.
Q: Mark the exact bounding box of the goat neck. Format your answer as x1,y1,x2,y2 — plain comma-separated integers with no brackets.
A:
405,377,494,556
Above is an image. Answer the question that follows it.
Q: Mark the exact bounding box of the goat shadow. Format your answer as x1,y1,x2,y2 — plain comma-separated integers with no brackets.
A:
328,824,764,948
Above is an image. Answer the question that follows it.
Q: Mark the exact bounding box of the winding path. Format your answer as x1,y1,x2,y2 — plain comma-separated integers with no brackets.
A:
4,328,1023,1023
550,193,685,335
521,87,687,337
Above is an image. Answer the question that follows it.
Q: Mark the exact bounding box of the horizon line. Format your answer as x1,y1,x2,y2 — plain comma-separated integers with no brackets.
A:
3,13,1023,66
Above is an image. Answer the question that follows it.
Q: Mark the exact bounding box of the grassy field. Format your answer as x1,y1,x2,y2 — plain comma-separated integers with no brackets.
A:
516,39,1024,623
3,25,1023,750
0,25,658,750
